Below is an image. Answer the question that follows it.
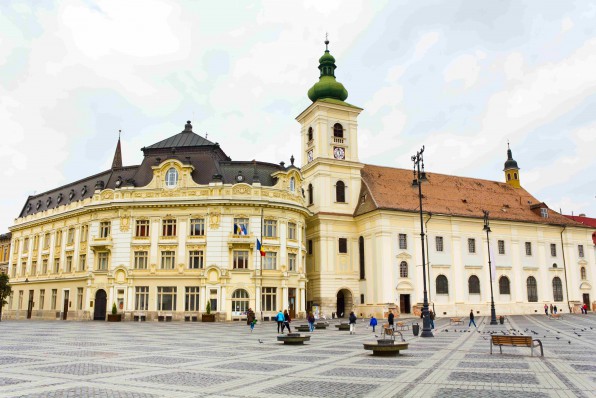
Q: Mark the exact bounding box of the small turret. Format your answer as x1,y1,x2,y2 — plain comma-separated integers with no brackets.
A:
503,143,520,188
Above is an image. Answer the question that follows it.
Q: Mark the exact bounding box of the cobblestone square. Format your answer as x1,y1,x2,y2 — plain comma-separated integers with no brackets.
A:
0,314,594,397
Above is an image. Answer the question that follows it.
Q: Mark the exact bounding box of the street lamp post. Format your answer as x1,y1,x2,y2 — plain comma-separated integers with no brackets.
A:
483,210,498,325
411,146,433,338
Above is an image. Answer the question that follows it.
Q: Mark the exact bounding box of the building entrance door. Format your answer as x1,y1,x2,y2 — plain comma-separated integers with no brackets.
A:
583,294,591,311
62,290,69,320
27,290,34,319
288,288,296,318
400,294,411,314
94,289,107,320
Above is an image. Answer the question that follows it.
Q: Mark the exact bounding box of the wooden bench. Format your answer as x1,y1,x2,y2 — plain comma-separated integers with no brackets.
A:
550,314,562,319
490,335,543,357
450,317,463,325
396,321,409,331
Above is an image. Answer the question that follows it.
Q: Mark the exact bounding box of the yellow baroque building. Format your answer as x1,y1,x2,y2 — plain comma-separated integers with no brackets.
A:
3,41,595,321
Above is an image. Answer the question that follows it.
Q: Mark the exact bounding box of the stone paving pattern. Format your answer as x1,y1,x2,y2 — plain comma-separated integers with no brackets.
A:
0,314,594,397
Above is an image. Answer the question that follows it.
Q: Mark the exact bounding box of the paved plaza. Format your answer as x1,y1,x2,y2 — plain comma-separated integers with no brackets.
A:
0,314,594,397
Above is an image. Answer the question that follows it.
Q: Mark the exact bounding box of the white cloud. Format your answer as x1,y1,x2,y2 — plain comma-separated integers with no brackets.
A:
444,53,481,88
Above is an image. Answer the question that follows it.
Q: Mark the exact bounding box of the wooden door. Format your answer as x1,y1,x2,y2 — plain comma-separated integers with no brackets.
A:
288,288,296,318
94,289,107,320
62,291,69,320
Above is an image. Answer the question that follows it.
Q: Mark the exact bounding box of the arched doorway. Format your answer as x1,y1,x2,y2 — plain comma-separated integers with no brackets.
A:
94,289,107,321
336,289,353,318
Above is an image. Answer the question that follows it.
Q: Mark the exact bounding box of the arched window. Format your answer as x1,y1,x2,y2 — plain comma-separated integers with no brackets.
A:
359,236,365,280
336,181,345,203
468,275,480,294
436,275,448,294
514,172,518,179
581,266,586,280
231,289,249,314
499,276,510,295
552,277,563,302
308,184,313,205
289,177,295,192
333,123,343,138
165,168,178,187
399,261,408,278
307,127,313,142
507,173,511,181
527,276,538,302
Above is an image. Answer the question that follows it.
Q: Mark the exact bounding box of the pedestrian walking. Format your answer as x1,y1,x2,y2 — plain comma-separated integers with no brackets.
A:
544,304,548,316
283,310,292,333
388,311,395,330
550,304,553,315
583,303,588,314
430,310,435,329
307,311,316,332
369,315,378,333
553,305,558,315
247,308,256,332
349,311,357,334
276,310,285,333
468,309,477,328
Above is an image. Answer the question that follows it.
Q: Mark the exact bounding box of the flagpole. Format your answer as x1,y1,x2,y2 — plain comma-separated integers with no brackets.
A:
260,207,264,321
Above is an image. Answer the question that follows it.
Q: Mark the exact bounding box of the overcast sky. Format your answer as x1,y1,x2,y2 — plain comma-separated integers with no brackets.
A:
1,0,595,232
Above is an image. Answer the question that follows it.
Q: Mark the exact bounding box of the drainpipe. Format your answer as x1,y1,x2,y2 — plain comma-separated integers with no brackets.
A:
560,225,571,313
425,212,434,313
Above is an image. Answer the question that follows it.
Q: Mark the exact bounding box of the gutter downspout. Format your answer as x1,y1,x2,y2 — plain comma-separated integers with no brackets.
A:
560,225,571,313
425,212,434,313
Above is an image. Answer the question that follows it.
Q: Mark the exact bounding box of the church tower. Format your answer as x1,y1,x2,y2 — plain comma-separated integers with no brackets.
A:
504,143,521,188
297,39,363,215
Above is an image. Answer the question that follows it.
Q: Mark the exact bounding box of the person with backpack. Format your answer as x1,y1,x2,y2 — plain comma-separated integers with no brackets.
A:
283,310,292,333
276,310,285,333
429,310,435,329
307,311,316,332
349,311,357,334
388,311,395,330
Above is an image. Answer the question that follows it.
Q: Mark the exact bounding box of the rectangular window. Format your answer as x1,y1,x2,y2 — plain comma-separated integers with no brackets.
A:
399,233,407,250
43,233,51,249
78,254,86,271
188,250,204,269
33,235,39,251
135,220,150,237
97,252,109,270
525,242,532,256
185,286,200,311
42,259,48,274
77,287,83,310
162,219,177,236
134,251,148,269
23,238,29,253
31,261,37,276
263,252,277,270
160,251,176,269
233,218,249,235
338,238,348,254
189,218,205,236
540,208,548,218
80,225,88,243
261,287,277,311
20,261,26,277
233,250,249,269
550,243,557,257
65,256,73,273
55,230,62,247
67,228,75,245
288,222,297,240
435,236,444,252
13,239,19,254
288,253,297,271
157,287,177,311
18,290,23,310
308,240,313,255
468,238,476,254
498,240,505,255
263,220,277,238
578,245,584,258
51,289,57,310
39,289,45,310
53,258,60,274
99,222,111,238
135,287,149,311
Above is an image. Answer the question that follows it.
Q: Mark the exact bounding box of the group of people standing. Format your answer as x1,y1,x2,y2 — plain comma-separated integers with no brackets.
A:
544,303,559,316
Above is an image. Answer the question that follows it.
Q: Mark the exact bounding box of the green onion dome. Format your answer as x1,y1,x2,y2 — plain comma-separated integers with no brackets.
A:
308,40,349,102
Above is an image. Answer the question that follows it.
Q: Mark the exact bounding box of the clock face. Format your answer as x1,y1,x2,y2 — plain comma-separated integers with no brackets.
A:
307,150,314,163
333,147,345,160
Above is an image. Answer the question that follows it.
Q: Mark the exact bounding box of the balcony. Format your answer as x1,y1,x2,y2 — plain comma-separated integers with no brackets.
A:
90,236,112,251
332,136,345,145
228,233,254,248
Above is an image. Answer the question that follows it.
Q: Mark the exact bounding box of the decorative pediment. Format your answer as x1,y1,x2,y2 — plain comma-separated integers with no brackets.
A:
396,280,414,290
578,259,588,266
396,252,412,260
580,281,592,290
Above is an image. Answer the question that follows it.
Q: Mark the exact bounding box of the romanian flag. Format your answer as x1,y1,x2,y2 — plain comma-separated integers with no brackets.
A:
256,239,265,257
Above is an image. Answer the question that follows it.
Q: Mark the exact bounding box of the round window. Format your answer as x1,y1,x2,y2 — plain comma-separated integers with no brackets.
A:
165,168,178,187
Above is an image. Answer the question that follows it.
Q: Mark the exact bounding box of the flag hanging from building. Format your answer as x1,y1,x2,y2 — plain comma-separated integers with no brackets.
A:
256,239,265,257
234,224,247,236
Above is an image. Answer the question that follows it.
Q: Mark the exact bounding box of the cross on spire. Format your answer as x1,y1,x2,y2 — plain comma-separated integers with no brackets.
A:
325,32,329,51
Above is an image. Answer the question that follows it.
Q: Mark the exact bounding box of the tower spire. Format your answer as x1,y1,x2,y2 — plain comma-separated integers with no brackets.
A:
111,130,123,169
503,143,520,188
307,38,349,102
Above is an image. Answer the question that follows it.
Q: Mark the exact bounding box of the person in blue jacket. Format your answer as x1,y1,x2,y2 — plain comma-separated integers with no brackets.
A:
276,310,285,333
369,316,378,332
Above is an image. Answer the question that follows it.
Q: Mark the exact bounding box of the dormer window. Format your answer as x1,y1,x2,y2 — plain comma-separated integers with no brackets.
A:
165,168,178,188
540,208,548,218
69,190,75,200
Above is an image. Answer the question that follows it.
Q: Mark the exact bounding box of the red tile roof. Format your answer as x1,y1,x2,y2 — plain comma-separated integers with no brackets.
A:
356,164,585,227
563,215,596,228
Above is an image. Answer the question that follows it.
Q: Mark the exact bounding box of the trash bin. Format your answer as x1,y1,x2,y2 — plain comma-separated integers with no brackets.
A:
412,323,420,336
499,316,504,325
